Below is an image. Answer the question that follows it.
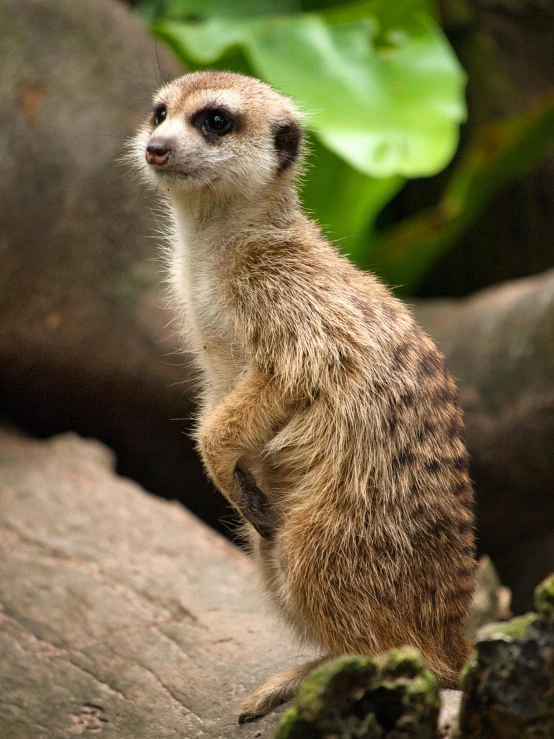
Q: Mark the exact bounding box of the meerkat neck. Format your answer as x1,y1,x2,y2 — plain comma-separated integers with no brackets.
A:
169,179,302,256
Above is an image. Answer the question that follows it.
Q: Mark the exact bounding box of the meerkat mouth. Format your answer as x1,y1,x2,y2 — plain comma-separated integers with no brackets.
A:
144,144,193,181
149,164,194,182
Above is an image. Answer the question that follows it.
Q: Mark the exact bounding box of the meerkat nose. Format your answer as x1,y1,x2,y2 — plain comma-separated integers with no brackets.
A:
146,141,171,166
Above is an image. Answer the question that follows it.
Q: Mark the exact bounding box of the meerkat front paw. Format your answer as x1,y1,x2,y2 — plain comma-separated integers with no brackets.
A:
197,426,236,495
234,467,279,540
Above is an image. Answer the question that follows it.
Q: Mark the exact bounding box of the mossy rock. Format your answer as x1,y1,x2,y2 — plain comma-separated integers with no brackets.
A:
276,648,440,739
475,612,539,643
460,573,554,738
534,574,554,618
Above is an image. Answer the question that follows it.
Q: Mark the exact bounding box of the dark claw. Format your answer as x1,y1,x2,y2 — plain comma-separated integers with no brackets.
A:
234,467,279,540
238,713,260,725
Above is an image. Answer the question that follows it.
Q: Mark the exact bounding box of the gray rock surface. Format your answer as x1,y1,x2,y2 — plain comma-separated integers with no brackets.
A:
439,690,462,739
466,556,511,640
0,430,295,738
0,0,227,530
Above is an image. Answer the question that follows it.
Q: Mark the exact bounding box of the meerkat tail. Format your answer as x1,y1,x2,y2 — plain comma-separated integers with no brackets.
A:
236,657,327,723
420,626,473,689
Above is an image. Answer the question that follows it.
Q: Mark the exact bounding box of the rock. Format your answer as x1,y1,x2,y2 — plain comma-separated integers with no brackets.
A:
467,556,511,641
413,269,554,610
459,573,554,738
0,430,295,738
439,690,462,739
0,0,230,532
276,648,441,739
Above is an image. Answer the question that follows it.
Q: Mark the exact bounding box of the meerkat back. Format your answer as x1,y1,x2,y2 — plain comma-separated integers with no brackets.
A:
133,70,476,723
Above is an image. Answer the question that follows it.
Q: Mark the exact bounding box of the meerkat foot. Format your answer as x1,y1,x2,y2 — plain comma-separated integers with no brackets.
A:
234,467,279,540
236,657,326,723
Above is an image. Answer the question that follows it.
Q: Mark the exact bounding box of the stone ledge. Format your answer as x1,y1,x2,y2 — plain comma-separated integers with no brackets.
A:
0,431,294,738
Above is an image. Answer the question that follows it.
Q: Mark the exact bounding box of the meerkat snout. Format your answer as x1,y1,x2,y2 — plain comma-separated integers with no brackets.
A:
145,141,171,166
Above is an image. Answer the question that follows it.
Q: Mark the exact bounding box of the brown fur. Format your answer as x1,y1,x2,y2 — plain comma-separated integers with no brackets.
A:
131,71,476,719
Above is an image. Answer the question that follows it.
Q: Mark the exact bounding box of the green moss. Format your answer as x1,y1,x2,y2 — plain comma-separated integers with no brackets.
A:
406,674,441,707
460,652,478,690
477,612,538,642
379,648,441,716
295,655,377,724
380,646,424,678
275,706,308,739
276,648,440,738
534,574,554,617
275,655,377,739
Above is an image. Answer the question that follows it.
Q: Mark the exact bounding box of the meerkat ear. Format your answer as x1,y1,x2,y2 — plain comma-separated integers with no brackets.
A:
274,120,301,171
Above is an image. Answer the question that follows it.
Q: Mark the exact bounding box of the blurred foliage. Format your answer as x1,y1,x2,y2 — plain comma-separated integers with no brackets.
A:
136,0,554,292
373,95,554,290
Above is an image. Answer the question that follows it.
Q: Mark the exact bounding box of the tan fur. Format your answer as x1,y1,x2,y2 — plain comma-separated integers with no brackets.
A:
131,71,476,720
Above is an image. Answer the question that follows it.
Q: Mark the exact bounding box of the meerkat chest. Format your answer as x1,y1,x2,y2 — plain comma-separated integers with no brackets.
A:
177,239,246,396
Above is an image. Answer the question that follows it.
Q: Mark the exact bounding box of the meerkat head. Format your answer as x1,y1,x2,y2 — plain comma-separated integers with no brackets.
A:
134,71,303,198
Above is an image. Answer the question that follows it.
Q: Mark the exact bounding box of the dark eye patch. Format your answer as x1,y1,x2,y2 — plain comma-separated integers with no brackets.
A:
191,106,240,143
274,120,301,171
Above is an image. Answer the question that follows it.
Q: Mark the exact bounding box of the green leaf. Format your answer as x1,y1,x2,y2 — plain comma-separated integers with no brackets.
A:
138,0,301,22
153,18,250,63
320,0,438,30
254,14,463,177
152,3,466,178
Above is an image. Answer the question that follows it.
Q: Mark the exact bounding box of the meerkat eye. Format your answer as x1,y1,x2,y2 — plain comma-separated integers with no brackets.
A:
204,109,233,135
152,104,167,127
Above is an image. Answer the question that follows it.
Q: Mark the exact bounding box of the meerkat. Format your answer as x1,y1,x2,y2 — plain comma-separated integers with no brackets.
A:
132,71,476,722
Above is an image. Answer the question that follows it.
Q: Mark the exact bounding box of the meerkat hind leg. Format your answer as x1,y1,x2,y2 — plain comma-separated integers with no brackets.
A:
237,657,327,723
